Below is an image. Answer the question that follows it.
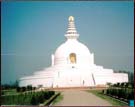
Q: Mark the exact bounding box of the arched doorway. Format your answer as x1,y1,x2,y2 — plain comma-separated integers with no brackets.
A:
69,53,76,64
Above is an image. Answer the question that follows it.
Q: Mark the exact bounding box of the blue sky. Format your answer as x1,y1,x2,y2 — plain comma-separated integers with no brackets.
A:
1,1,134,84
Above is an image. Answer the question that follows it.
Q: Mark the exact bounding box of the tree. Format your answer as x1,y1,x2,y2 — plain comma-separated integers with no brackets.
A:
27,85,32,91
14,80,19,88
106,82,112,87
22,87,26,92
120,83,125,88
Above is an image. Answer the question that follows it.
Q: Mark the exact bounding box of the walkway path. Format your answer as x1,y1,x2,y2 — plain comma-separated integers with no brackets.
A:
54,90,112,106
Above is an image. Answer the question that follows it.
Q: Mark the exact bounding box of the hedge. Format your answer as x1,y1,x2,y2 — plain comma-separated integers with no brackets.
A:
1,91,55,105
103,88,134,101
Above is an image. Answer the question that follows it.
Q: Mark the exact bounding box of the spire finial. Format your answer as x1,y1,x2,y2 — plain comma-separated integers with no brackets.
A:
65,16,79,39
69,16,74,21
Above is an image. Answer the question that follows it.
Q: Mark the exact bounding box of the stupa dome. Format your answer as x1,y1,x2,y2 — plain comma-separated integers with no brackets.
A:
55,40,91,58
54,16,94,65
54,40,93,65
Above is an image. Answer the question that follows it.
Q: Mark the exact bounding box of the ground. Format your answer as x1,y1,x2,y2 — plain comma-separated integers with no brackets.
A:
53,90,112,106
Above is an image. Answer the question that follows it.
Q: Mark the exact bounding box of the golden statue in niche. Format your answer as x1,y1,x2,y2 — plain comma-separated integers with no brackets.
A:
69,53,76,64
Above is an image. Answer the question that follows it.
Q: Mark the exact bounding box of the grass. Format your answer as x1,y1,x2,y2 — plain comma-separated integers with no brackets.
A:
2,89,18,95
87,90,128,106
51,92,63,105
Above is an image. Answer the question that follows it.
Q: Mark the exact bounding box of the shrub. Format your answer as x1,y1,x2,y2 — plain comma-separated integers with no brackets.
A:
32,87,36,90
27,85,32,91
44,91,49,99
127,89,134,100
106,89,109,94
1,90,55,105
31,95,38,105
16,87,20,92
1,91,4,95
102,90,104,94
39,93,44,103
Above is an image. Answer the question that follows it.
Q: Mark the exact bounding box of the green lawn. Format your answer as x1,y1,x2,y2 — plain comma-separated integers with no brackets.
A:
87,90,128,106
2,89,18,95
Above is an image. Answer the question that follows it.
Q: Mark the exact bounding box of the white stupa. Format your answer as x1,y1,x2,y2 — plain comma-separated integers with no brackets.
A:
19,16,128,88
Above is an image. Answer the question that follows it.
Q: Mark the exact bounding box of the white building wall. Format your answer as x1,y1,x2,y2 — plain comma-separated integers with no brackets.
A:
93,72,128,85
51,54,54,66
19,77,53,87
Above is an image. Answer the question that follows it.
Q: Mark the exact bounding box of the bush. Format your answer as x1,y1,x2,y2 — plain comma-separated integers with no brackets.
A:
32,87,36,90
44,91,50,99
102,90,104,94
23,87,26,92
1,91,4,95
106,87,134,101
16,87,20,92
27,85,32,91
31,95,38,105
1,90,55,105
106,89,109,94
127,89,134,100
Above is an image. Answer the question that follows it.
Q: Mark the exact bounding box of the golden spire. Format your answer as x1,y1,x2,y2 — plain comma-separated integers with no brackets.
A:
68,16,74,21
